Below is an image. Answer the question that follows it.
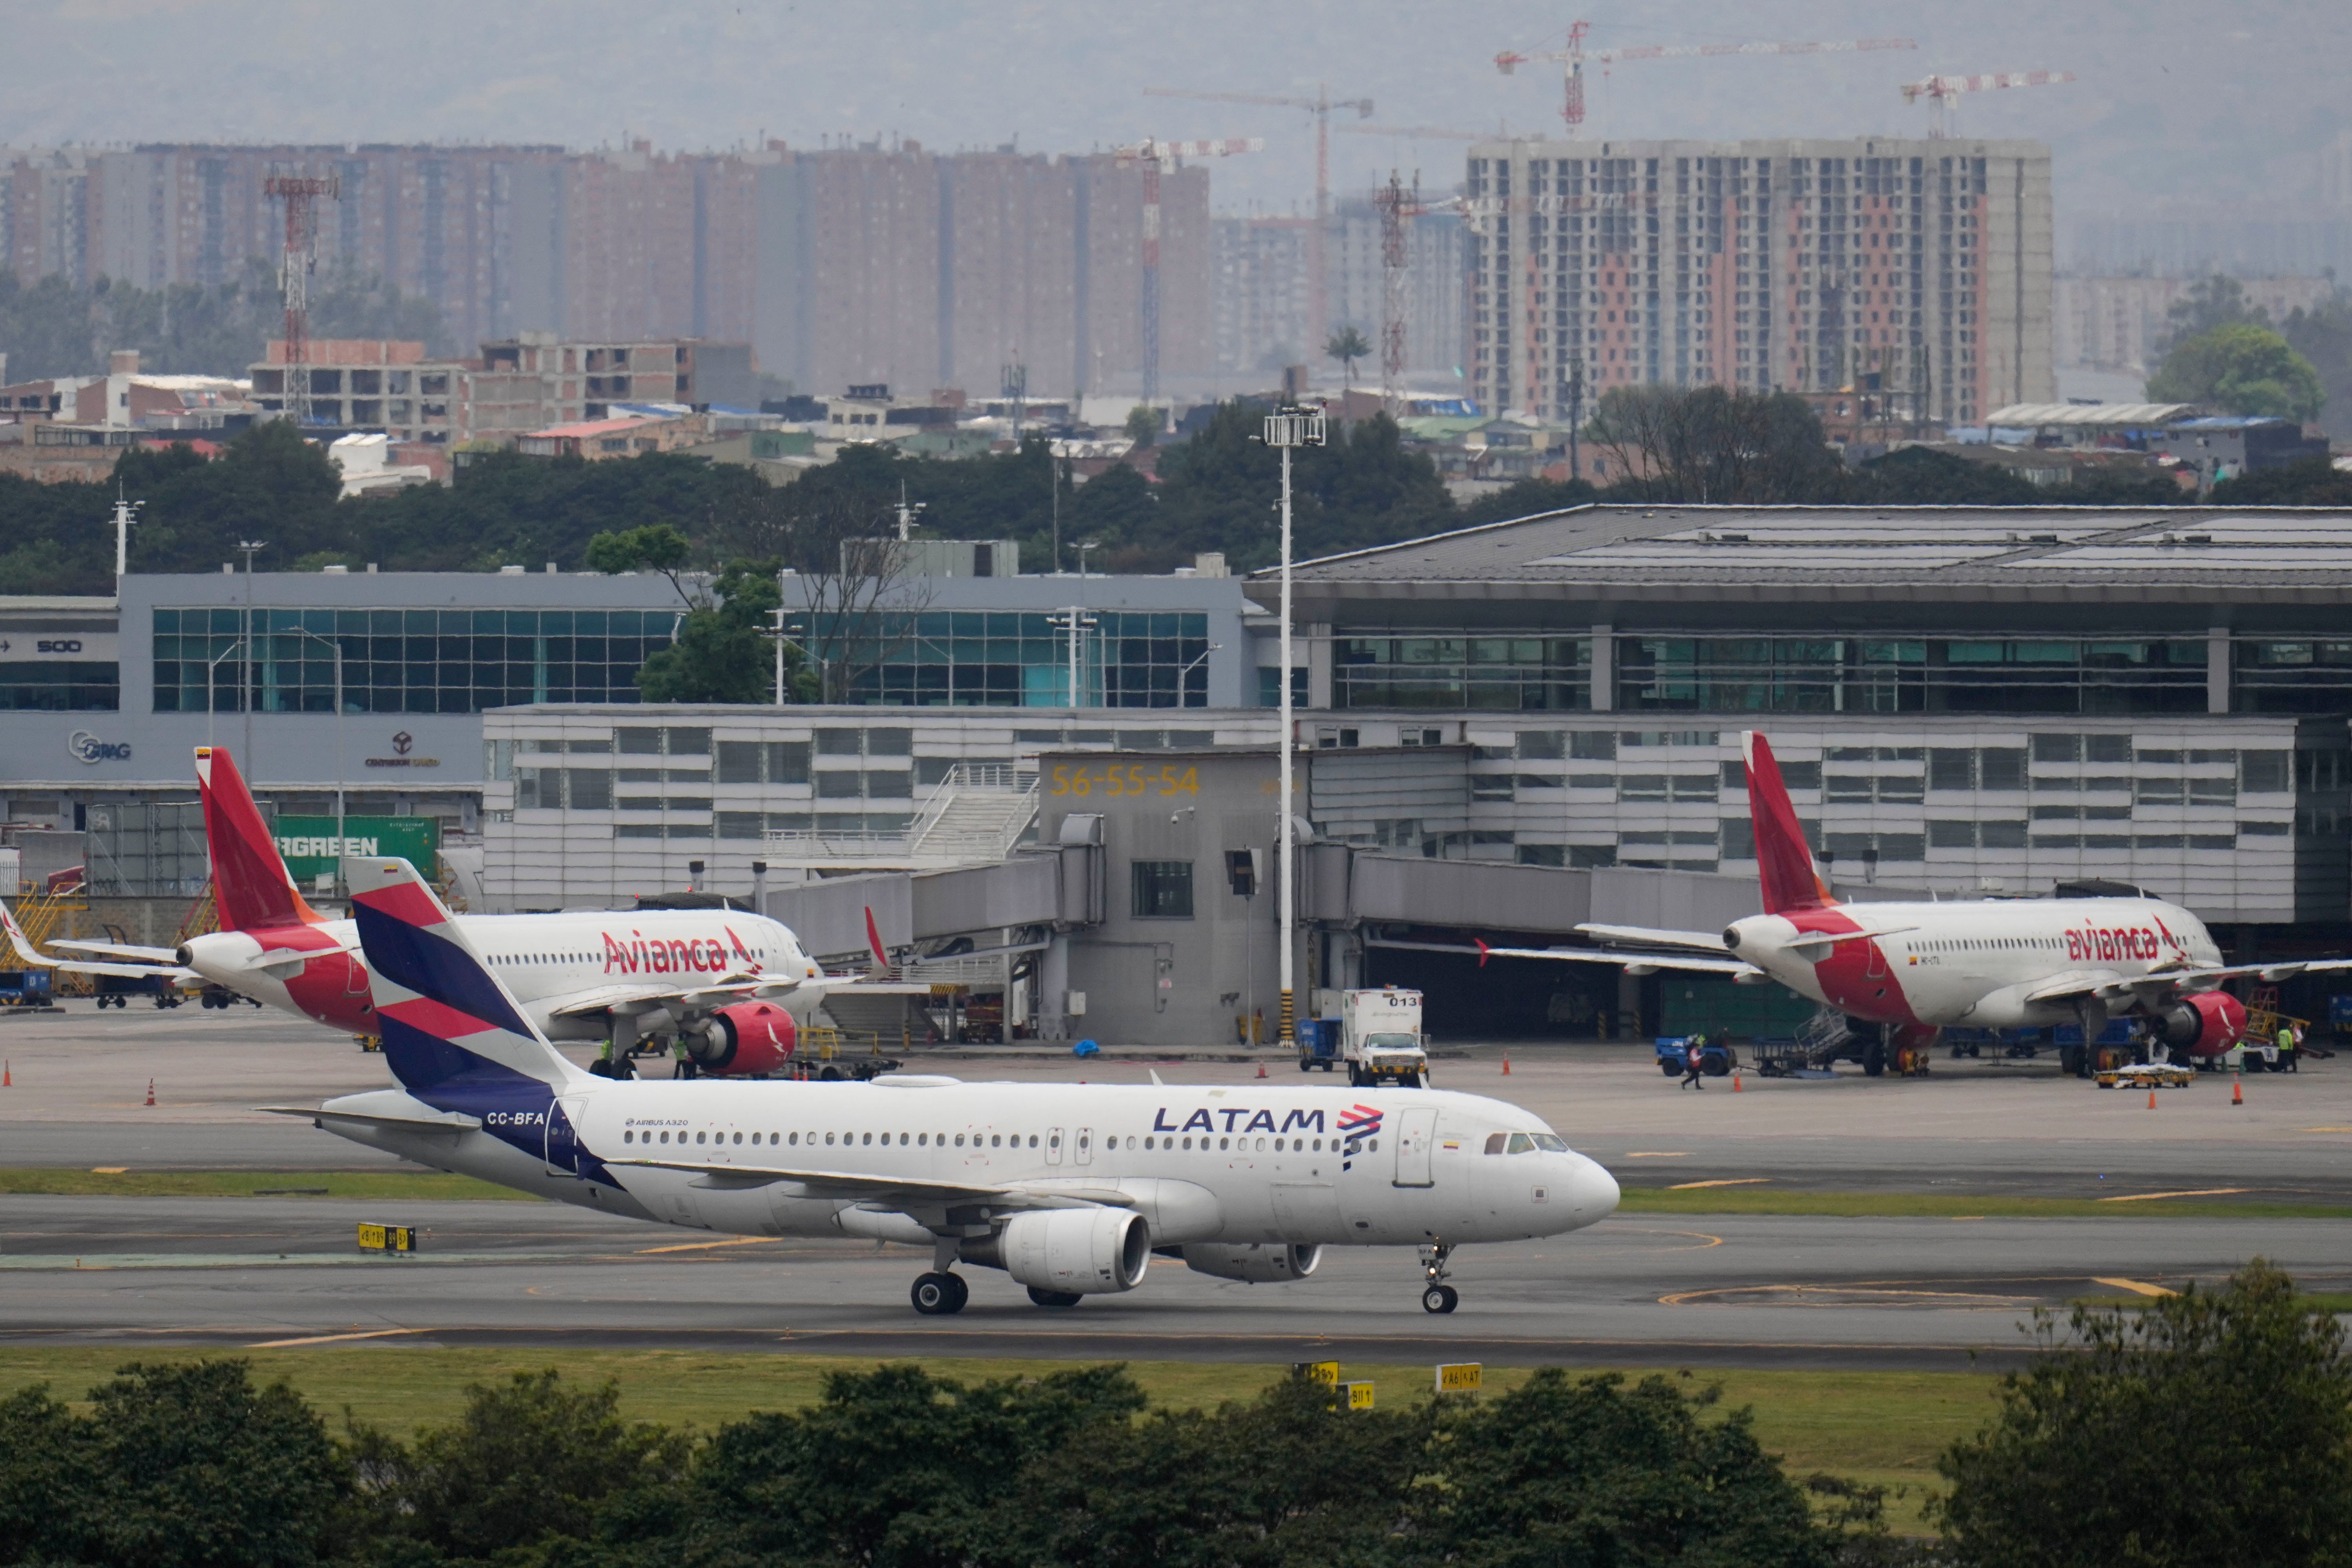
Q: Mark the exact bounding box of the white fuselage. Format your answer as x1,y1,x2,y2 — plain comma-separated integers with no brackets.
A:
181,909,819,1040
317,1078,1621,1251
1727,896,2227,1030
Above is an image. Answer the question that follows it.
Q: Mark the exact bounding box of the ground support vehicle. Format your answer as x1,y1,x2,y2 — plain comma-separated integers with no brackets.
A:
1337,988,1429,1087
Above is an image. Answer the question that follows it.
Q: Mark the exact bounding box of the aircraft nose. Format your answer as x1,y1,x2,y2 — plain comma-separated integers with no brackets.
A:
1569,1154,1620,1221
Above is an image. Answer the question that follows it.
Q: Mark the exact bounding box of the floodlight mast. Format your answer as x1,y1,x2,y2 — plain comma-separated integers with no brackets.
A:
1262,404,1324,1046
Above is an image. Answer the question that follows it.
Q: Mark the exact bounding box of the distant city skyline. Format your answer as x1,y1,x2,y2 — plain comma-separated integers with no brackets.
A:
2,0,2344,235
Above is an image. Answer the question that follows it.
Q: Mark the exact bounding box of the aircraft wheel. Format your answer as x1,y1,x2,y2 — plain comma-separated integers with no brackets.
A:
911,1272,966,1315
1026,1286,1084,1309
1861,1042,1887,1077
1422,1284,1459,1314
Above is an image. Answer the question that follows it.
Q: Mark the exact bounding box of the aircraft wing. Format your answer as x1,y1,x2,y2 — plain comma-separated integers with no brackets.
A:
1,902,195,979
259,1104,482,1132
50,938,179,962
1575,922,1732,952
1372,936,1762,978
604,1155,1115,1212
543,976,805,1019
2023,969,2128,1005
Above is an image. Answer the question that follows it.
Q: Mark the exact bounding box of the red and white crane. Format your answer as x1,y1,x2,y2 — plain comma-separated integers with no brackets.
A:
1111,137,1263,403
1144,85,1370,352
1901,70,2076,138
1496,24,1918,130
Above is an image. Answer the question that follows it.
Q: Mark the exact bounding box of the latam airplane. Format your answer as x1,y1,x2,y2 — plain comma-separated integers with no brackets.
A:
272,854,1620,1315
5,746,846,1079
1478,732,2351,1076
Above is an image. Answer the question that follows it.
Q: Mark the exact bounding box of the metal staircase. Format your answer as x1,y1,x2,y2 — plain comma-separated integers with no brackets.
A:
763,763,1040,871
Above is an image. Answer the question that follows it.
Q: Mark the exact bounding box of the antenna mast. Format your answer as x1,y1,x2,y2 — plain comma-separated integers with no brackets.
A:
264,174,341,425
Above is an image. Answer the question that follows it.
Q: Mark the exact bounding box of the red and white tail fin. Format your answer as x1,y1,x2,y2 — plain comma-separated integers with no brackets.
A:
194,746,325,932
1743,732,1837,915
864,905,893,980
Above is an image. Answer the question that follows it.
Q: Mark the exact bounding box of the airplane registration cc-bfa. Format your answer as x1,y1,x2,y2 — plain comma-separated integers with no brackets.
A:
270,856,1620,1316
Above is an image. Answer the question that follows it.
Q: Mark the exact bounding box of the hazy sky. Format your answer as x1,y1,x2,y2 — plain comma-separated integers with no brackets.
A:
6,0,2345,224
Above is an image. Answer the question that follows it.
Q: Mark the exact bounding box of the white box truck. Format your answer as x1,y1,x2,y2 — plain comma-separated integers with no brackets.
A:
1339,987,1429,1087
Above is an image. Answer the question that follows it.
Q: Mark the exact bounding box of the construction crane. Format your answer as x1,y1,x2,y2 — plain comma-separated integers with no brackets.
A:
1334,123,1485,144
1144,85,1371,352
263,173,339,425
1372,172,1470,416
1496,25,1917,130
1111,137,1263,404
1901,70,2076,138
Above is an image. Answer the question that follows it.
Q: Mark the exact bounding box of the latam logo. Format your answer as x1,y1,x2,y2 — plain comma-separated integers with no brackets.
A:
1336,1104,1385,1170
602,926,761,977
2067,926,2178,963
1151,1107,1328,1134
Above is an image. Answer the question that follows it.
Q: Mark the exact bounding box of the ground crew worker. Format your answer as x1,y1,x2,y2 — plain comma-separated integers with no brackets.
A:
1680,1034,1707,1091
2278,1022,2297,1073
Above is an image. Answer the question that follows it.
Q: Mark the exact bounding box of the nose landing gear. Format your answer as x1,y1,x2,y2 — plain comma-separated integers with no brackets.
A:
1419,1242,1458,1313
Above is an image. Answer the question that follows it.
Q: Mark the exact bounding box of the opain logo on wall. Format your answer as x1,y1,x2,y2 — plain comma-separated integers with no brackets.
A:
68,730,131,764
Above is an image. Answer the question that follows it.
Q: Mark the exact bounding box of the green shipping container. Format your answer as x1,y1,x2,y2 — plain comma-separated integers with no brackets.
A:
1658,975,1816,1040
274,817,440,891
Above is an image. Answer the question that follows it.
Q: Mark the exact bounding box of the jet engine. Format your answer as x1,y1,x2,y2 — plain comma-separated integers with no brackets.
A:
2153,991,2248,1058
685,1000,797,1075
1175,1242,1321,1283
961,1208,1150,1294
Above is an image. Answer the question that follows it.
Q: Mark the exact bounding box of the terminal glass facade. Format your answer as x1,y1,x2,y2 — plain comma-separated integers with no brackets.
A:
841,611,1210,708
151,608,676,714
1616,635,2209,715
0,661,119,711
1335,635,1591,710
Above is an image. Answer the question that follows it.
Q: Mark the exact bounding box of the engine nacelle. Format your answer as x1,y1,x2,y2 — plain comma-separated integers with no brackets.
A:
962,1208,1150,1294
1177,1242,1321,1283
2154,991,2248,1058
686,1000,797,1076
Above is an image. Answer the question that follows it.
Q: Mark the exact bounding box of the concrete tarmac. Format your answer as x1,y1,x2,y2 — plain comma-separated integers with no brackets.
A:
3,1003,2347,1369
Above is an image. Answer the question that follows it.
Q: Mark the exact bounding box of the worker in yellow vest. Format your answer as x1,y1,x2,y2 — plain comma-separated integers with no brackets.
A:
2277,1023,2297,1073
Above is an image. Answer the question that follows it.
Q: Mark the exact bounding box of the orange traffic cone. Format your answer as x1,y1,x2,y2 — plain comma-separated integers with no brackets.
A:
1733,1070,1743,1092
2232,1074,2244,1108
144,1077,155,1107
2,1060,10,1088
1255,1060,1267,1079
1501,1051,1511,1075
2148,1087,2158,1110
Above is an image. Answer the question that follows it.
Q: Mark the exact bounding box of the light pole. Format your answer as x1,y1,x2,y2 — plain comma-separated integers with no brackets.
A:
283,626,345,827
1175,642,1222,708
237,539,267,778
205,639,248,751
1261,403,1324,1046
1075,540,1100,580
1051,608,1097,708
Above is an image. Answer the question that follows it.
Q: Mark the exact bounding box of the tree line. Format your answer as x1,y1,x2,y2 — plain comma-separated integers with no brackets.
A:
16,369,2338,606
0,1261,2343,1568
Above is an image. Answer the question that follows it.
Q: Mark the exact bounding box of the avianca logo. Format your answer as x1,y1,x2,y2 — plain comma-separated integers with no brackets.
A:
2067,926,2166,964
602,930,739,977
725,925,759,969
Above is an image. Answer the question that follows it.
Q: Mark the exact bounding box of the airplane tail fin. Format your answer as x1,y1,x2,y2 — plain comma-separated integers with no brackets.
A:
0,902,56,968
864,904,893,980
347,855,585,1095
1743,732,1837,915
195,746,324,931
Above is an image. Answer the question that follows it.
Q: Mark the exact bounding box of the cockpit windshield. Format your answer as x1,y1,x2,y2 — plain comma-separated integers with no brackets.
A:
1488,1132,1572,1154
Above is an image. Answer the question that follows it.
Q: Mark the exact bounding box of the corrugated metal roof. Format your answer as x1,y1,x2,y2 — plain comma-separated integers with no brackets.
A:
1984,402,2196,427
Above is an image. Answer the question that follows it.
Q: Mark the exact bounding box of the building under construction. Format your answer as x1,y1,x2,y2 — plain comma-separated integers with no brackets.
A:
1464,136,2054,427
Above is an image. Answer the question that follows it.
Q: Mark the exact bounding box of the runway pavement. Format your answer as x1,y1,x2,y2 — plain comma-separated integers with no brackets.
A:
3,1004,2347,1369
4,1194,2345,1370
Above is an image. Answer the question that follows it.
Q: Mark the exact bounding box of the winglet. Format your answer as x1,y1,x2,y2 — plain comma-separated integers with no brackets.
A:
1743,732,1837,914
347,856,586,1095
196,746,325,931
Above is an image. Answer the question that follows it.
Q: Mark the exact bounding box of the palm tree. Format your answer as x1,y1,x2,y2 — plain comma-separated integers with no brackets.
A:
1324,326,1371,391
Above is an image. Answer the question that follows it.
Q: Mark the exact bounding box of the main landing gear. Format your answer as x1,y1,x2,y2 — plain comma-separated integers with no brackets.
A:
910,1272,969,1314
1419,1242,1458,1314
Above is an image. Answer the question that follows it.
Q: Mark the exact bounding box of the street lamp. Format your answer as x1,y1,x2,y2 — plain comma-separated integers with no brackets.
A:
1260,403,1325,1046
236,539,267,776
205,638,248,749
281,626,346,827
1175,643,1223,708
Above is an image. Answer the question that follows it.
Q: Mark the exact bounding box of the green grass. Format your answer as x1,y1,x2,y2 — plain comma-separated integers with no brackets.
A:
0,1348,1985,1535
0,1168,533,1201
1617,1188,2352,1221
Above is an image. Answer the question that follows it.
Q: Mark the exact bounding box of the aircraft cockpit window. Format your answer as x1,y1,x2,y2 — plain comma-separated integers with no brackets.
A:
1506,1133,1536,1154
1485,1133,1507,1154
1532,1133,1569,1152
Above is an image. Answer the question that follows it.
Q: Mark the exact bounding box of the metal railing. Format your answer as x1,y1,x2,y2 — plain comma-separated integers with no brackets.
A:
762,763,1038,867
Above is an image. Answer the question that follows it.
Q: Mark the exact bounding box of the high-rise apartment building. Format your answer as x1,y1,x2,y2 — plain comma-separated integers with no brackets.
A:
1464,138,2053,425
1212,198,1468,387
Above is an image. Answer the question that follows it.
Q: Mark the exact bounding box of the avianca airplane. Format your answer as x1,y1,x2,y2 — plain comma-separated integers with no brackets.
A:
270,854,1620,1315
4,746,852,1079
1477,732,2352,1075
